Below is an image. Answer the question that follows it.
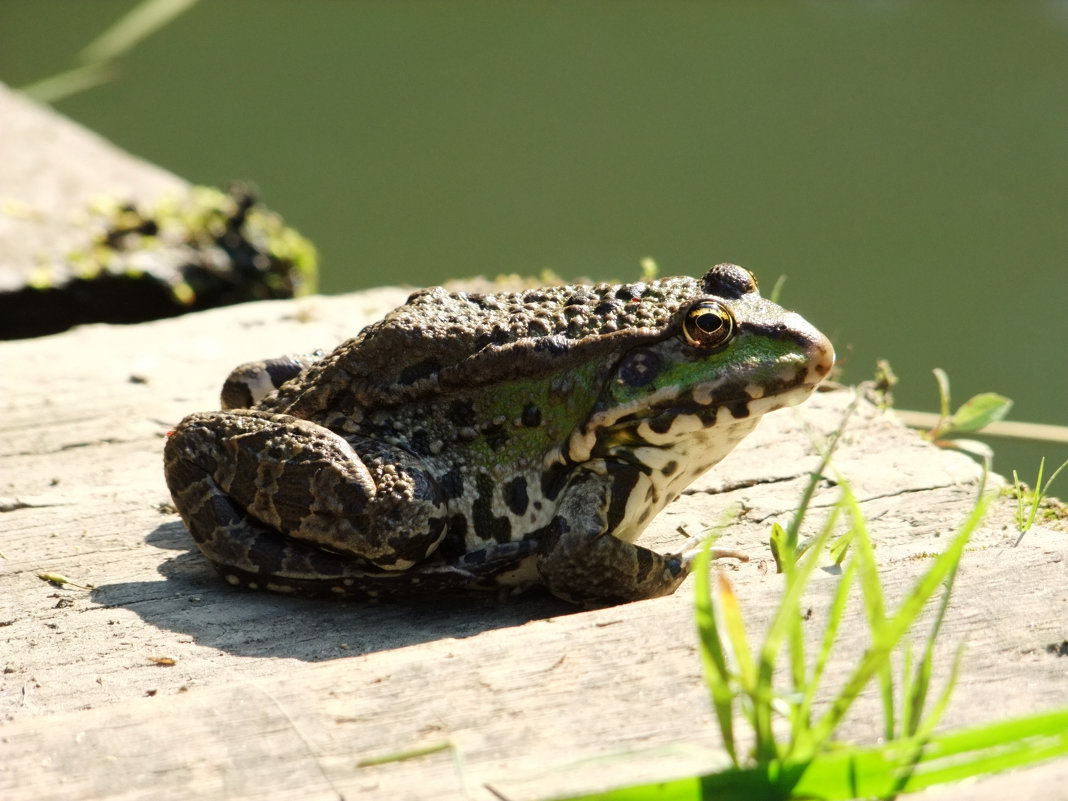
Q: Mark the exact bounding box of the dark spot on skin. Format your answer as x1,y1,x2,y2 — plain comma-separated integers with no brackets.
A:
473,474,512,544
417,516,447,552
436,514,469,559
446,400,476,427
398,358,442,385
521,403,542,428
533,336,569,356
604,462,641,534
534,515,571,551
540,463,570,503
729,401,751,419
662,460,678,477
488,324,512,345
565,291,594,306
634,547,655,582
615,284,642,301
450,514,468,539
201,492,244,534
409,429,431,456
563,305,586,319
502,476,529,516
462,548,487,564
593,299,622,316
484,421,509,451
439,465,464,500
526,318,552,337
618,351,661,388
644,484,657,502
637,508,652,524
648,414,673,435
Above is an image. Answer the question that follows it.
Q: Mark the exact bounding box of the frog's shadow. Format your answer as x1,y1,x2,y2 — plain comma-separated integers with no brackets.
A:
92,522,576,662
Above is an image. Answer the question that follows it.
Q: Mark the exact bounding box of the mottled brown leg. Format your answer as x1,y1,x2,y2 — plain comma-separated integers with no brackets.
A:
164,409,447,572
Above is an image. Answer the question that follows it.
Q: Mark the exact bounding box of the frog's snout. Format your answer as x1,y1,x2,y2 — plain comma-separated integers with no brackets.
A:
783,311,834,387
809,331,835,384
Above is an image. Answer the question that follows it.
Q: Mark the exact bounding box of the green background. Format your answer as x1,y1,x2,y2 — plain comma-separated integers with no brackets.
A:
2,1,1065,475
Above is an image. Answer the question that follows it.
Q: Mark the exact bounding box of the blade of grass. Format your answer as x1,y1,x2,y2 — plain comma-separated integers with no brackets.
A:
1026,456,1068,531
1027,457,1046,529
892,708,1068,792
842,486,896,741
19,63,117,104
903,506,968,739
754,497,842,761
788,555,857,759
1013,468,1027,530
79,0,200,64
783,391,859,554
934,368,951,423
914,645,963,742
717,575,757,698
807,490,990,748
556,708,1068,801
693,541,738,765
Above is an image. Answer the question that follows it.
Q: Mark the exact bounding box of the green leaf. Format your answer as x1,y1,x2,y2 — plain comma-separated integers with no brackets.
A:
948,393,1013,434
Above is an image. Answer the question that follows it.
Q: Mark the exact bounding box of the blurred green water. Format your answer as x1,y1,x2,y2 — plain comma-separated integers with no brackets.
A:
2,0,1065,477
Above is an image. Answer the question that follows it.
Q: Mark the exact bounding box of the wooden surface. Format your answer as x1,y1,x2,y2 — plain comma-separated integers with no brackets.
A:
2,83,1067,801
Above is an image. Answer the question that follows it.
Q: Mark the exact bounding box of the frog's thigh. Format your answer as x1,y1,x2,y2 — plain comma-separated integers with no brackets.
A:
165,410,447,570
537,470,688,606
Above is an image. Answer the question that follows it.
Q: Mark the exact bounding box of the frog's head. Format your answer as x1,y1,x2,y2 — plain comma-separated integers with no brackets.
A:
565,264,834,473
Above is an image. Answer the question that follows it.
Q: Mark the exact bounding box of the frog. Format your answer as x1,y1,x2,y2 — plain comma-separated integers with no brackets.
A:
163,263,834,606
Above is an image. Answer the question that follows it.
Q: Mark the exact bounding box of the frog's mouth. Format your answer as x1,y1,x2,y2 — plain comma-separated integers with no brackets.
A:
565,337,834,463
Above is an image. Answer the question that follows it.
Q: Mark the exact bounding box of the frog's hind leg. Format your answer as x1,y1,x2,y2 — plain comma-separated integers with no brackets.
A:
164,409,449,578
166,443,531,598
169,487,471,598
220,352,324,409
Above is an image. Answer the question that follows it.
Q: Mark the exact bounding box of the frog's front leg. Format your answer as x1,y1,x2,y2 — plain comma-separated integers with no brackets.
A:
537,468,690,606
164,409,448,580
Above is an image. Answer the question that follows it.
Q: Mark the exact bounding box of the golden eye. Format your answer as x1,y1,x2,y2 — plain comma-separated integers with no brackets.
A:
682,301,735,349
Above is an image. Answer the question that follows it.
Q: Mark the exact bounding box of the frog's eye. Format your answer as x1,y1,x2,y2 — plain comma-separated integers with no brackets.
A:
682,301,735,349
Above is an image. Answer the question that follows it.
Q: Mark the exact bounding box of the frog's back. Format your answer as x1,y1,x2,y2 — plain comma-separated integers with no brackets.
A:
265,277,703,417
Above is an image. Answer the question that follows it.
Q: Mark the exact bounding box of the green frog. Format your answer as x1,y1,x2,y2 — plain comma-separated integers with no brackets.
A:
163,264,833,606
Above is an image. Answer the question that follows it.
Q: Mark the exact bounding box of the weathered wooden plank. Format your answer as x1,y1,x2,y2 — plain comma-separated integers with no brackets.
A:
2,293,1067,800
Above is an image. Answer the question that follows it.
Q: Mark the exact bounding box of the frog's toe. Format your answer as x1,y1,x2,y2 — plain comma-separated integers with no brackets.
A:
677,540,750,567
